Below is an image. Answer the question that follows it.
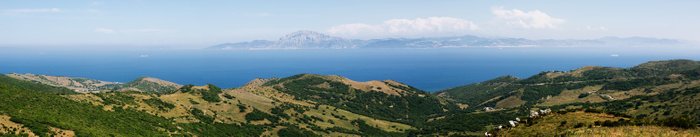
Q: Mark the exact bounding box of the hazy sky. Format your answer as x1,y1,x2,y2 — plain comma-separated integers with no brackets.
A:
1,0,699,46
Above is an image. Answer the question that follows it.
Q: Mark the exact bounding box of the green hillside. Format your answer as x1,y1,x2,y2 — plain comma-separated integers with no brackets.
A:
1,59,699,136
263,74,455,126
427,59,700,135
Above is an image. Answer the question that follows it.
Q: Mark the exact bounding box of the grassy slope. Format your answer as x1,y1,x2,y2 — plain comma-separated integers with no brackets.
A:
3,59,700,136
60,77,414,136
426,60,700,135
0,75,178,136
0,75,264,137
499,111,700,137
265,74,453,126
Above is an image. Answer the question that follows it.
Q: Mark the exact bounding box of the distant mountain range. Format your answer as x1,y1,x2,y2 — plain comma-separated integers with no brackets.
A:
210,31,685,49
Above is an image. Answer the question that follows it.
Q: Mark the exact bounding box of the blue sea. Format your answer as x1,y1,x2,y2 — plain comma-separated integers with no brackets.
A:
1,46,698,91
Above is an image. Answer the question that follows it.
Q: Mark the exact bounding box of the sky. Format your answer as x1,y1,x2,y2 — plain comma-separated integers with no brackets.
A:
1,0,699,47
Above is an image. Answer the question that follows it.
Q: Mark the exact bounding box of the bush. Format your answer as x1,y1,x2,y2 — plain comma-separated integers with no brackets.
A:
143,98,175,111
578,93,590,98
661,116,697,129
559,121,568,127
278,126,320,137
223,94,235,99
191,108,214,123
201,84,222,102
245,109,278,123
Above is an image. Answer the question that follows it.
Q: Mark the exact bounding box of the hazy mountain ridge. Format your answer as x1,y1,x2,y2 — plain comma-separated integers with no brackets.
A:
5,73,121,93
210,31,685,49
212,31,361,49
6,73,181,93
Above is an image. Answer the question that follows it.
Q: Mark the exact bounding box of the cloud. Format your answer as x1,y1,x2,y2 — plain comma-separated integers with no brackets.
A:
94,28,116,34
491,7,564,29
327,17,478,37
3,8,62,14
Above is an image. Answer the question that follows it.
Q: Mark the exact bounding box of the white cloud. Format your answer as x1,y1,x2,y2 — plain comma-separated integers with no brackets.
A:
3,8,62,14
327,17,478,37
94,28,116,34
491,7,564,29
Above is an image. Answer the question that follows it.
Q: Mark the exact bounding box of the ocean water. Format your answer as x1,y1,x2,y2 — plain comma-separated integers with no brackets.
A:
1,46,698,91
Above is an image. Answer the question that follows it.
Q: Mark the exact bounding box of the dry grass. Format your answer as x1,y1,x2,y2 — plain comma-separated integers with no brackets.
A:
0,115,36,136
567,126,700,137
55,78,414,135
499,111,700,137
49,127,76,137
539,85,605,106
0,115,75,137
495,95,526,108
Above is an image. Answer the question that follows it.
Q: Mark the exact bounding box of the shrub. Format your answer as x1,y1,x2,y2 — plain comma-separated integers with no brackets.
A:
245,109,278,123
278,126,320,137
578,93,590,98
661,116,697,129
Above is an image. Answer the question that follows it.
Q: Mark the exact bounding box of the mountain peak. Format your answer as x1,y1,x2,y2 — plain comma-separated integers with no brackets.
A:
280,31,331,40
263,73,421,96
125,77,182,93
284,30,327,37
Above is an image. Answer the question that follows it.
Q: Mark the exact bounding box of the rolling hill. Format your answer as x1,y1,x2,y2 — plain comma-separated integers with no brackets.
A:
1,59,699,136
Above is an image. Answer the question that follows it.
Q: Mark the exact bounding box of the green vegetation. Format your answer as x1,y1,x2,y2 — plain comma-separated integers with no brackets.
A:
578,92,590,98
0,75,264,136
179,84,195,92
201,84,223,102
423,110,520,133
0,75,178,136
179,123,264,137
191,108,215,123
436,76,519,107
123,77,180,93
143,98,175,111
352,119,406,137
95,92,136,105
245,109,279,123
428,60,700,135
277,126,320,137
270,74,450,125
178,83,223,102
2,59,700,136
